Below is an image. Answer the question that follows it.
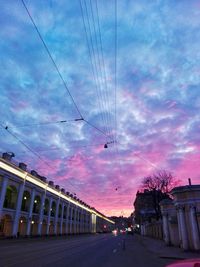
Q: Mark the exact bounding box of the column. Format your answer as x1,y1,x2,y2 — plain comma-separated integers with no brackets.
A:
176,207,182,247
66,202,70,234
46,198,53,235
90,213,92,234
80,209,84,234
87,213,90,233
83,211,86,233
12,183,24,236
37,193,46,235
0,176,8,218
189,205,200,250
70,206,73,234
77,209,81,234
54,198,60,235
60,202,64,235
26,188,35,236
74,207,77,234
162,212,170,245
178,205,189,250
85,212,87,233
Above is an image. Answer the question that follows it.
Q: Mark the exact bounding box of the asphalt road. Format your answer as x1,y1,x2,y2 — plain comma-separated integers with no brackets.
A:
0,233,174,267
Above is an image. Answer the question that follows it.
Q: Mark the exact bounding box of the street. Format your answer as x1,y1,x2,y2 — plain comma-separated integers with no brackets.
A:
0,233,175,267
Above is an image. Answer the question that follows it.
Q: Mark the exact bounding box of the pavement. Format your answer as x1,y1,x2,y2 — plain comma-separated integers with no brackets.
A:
135,234,200,260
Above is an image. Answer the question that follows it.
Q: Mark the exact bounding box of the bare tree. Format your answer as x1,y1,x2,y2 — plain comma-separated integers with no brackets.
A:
142,170,179,194
141,170,180,220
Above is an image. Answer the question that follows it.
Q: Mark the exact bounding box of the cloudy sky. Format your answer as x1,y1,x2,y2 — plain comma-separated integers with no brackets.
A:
1,0,200,216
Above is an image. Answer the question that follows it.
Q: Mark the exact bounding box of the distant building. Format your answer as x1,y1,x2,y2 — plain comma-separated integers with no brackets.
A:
133,189,170,224
0,152,114,238
109,216,133,231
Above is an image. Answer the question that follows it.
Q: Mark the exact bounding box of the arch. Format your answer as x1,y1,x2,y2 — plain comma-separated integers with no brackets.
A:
51,201,56,217
67,221,70,234
62,222,66,234
56,222,60,235
33,195,41,214
44,198,49,216
68,207,71,220
18,216,27,236
30,219,39,236
63,206,67,219
72,208,75,221
21,191,31,212
72,222,76,234
0,214,13,237
41,219,47,235
3,185,18,209
49,221,54,235
58,204,62,218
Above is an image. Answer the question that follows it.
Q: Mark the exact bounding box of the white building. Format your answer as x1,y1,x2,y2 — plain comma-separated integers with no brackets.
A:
160,185,200,251
0,153,114,237
139,184,200,251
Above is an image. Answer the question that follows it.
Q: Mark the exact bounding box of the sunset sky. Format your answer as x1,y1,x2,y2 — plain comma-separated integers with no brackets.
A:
1,0,200,216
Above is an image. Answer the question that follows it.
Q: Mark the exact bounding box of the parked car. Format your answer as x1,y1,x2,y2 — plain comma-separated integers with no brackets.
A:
166,259,200,267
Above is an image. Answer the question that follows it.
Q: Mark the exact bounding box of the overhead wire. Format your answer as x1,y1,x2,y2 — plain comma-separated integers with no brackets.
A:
88,0,113,139
94,0,116,141
111,0,125,190
0,123,94,202
79,0,106,135
36,143,106,153
9,0,122,207
79,0,110,138
4,118,83,129
0,123,53,169
21,0,108,139
114,0,117,144
83,118,108,138
21,0,83,120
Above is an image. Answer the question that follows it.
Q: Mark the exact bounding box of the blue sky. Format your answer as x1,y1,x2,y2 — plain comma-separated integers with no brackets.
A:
1,0,200,216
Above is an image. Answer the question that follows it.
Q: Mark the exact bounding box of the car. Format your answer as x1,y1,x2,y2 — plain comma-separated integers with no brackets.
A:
112,229,118,235
166,259,200,267
127,230,134,235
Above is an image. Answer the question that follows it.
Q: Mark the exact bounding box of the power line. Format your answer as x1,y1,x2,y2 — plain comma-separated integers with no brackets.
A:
88,0,112,139
22,0,110,140
83,119,109,138
79,0,107,136
94,0,115,141
0,123,93,201
80,0,110,137
114,0,117,144
5,118,82,129
21,0,83,120
133,153,160,171
28,142,107,153
0,123,53,169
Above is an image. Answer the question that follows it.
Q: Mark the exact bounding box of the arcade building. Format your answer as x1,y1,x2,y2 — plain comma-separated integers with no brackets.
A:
0,152,114,238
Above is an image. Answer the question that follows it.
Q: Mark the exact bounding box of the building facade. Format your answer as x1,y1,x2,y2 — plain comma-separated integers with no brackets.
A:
160,185,200,251
0,153,114,238
138,185,200,251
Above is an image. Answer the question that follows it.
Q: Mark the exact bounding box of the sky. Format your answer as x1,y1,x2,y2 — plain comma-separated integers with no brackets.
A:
0,0,200,217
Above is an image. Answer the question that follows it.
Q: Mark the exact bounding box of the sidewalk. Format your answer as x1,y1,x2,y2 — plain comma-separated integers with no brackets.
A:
135,234,200,260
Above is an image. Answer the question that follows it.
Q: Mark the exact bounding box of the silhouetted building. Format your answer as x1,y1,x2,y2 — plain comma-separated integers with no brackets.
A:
134,189,170,224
